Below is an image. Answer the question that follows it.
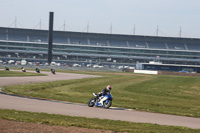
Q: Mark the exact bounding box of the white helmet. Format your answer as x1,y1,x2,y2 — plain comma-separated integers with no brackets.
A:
107,85,112,91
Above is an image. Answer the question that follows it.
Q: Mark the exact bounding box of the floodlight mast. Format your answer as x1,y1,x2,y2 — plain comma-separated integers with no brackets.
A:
48,12,54,65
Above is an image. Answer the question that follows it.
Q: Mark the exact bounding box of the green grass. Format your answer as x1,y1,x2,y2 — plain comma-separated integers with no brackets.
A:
3,70,200,117
0,70,46,77
0,109,199,132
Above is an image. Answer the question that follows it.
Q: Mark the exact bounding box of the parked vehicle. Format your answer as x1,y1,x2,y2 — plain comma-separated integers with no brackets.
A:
73,63,81,67
21,59,27,65
8,60,15,65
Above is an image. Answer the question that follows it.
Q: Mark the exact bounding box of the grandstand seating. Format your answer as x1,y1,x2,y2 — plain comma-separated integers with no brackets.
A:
0,27,200,52
89,38,108,46
53,36,68,44
148,42,166,49
187,43,200,50
109,39,127,47
167,43,186,50
0,33,6,40
0,28,9,40
5,33,27,41
128,41,147,48
69,37,88,45
1,27,200,66
29,35,47,42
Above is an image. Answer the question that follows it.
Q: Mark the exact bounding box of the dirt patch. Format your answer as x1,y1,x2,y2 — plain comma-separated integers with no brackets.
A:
0,119,116,133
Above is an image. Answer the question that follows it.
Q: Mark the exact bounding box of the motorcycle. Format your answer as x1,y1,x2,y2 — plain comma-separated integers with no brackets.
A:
21,67,26,72
4,67,9,71
35,68,40,73
51,69,55,74
88,92,113,109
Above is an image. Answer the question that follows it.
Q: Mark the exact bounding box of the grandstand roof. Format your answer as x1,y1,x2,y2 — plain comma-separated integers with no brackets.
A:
0,27,200,42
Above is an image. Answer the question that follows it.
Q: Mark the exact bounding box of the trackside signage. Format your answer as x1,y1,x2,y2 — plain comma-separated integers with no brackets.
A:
134,70,158,75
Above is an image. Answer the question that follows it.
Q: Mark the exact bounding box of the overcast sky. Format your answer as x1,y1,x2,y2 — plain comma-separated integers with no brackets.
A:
0,0,200,38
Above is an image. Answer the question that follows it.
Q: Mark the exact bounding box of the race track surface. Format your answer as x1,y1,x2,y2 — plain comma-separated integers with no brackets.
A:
0,70,200,129
0,70,100,86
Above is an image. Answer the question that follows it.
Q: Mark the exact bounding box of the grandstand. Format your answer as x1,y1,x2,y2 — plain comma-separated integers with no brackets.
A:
0,27,200,68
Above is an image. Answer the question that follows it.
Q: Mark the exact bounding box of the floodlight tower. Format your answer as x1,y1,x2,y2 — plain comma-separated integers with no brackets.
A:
48,12,54,65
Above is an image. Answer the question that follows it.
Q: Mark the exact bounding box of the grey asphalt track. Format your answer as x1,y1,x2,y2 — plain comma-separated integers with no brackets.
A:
0,70,200,129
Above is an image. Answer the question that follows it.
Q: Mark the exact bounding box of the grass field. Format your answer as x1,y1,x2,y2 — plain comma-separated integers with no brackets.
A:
0,70,46,77
3,70,200,118
0,109,199,132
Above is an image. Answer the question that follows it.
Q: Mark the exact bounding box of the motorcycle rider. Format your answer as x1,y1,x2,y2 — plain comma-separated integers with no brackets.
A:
97,85,112,105
21,67,26,72
51,69,55,74
35,68,40,73
4,66,9,71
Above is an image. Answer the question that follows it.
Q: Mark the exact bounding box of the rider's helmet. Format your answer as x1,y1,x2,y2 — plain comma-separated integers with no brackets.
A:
107,85,112,91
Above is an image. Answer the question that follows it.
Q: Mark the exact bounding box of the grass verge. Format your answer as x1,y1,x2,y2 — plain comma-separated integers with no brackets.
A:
3,70,200,118
0,70,46,77
0,109,199,132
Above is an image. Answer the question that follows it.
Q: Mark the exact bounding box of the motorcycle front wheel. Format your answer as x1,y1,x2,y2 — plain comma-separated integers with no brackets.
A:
88,98,95,107
103,100,112,109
